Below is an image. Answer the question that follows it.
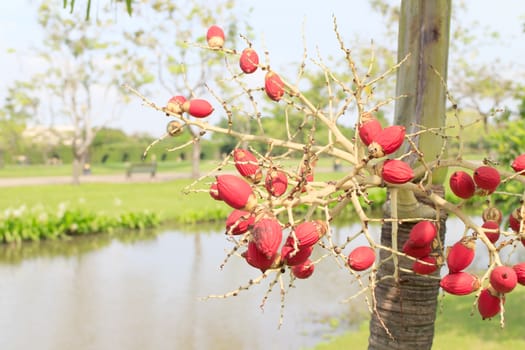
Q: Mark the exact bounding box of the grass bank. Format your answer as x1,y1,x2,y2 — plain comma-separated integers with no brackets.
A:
313,288,525,349
0,180,228,224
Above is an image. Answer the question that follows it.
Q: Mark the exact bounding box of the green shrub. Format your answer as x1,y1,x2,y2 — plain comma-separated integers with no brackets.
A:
0,204,160,244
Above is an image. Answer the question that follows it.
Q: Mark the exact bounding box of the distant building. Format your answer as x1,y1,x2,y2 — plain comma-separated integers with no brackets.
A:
22,125,75,146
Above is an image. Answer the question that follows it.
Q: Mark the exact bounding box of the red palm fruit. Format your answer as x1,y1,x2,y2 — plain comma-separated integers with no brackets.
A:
358,116,382,146
512,262,525,285
408,221,437,248
281,244,313,266
440,272,480,296
473,166,500,194
239,48,259,74
291,259,315,279
264,71,285,101
482,207,503,225
265,168,288,197
381,159,414,184
243,242,279,272
209,182,221,201
347,246,376,271
511,154,525,173
508,208,522,232
233,148,262,183
166,95,186,115
206,25,225,48
402,240,432,258
225,209,254,235
368,125,406,158
490,266,518,293
286,220,327,249
216,174,257,211
477,287,503,320
251,218,283,260
449,171,476,199
412,255,438,275
481,220,500,243
446,237,476,273
182,99,214,118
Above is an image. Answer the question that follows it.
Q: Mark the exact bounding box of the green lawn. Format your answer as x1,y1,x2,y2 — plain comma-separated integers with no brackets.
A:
0,180,229,224
313,288,525,349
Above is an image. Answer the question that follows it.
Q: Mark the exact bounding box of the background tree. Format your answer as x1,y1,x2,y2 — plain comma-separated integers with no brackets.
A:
4,0,152,183
118,0,250,178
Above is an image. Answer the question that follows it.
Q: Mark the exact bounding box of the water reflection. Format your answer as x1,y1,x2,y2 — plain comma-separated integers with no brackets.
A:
0,217,523,350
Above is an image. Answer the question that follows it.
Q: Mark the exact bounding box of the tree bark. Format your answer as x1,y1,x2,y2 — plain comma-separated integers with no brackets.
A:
368,1,451,349
368,190,447,350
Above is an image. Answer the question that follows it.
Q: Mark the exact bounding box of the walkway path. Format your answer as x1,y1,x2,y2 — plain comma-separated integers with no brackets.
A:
0,165,343,187
0,171,192,187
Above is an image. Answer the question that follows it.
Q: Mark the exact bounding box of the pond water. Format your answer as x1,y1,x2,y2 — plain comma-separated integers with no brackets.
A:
0,217,523,350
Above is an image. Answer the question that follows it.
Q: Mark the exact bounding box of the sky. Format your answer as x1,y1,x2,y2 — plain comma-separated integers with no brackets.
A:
0,1,524,137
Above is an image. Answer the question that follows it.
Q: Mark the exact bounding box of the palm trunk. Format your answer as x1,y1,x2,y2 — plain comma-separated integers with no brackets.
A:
368,190,447,349
368,1,451,349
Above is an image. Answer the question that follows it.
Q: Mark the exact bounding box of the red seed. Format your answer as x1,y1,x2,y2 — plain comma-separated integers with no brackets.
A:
402,240,432,258
291,259,315,279
166,95,187,115
449,171,476,199
251,217,283,260
285,220,327,249
408,221,437,247
477,287,503,320
368,125,405,158
206,25,225,48
490,266,518,294
239,48,259,74
209,182,221,201
264,71,285,101
512,262,525,285
508,209,522,233
511,154,525,173
225,209,254,235
446,237,475,273
358,115,382,146
481,220,500,244
243,242,279,272
265,168,288,197
412,255,438,275
216,175,257,211
381,159,414,184
473,166,500,194
348,246,375,271
440,272,480,296
233,148,262,183
281,244,313,266
182,99,214,118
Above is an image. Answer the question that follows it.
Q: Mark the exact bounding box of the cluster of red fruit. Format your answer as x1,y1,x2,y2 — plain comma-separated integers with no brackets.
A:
162,25,289,131
358,113,414,184
402,221,439,275
440,231,525,319
169,25,525,323
442,153,525,319
208,147,380,279
206,25,285,101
